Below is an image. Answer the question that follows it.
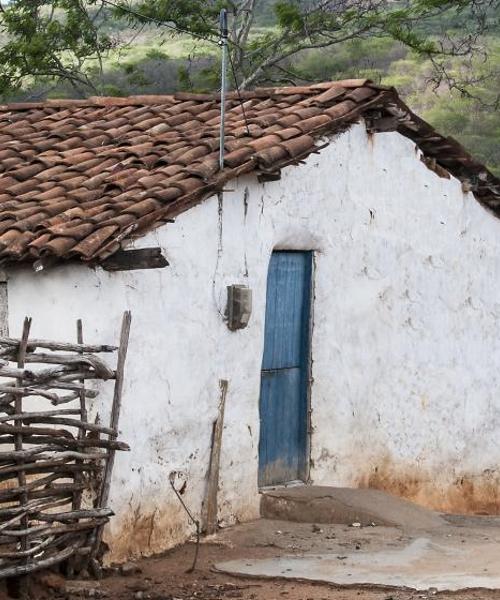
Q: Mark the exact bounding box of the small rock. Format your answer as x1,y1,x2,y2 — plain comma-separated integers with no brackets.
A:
311,524,323,533
120,561,142,576
351,522,361,528
65,580,105,598
128,581,149,592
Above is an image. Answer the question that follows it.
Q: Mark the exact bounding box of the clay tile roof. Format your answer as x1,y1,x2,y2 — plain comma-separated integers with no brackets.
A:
0,79,498,266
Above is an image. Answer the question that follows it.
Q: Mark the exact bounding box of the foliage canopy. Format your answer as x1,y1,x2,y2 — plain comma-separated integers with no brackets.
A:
0,0,498,94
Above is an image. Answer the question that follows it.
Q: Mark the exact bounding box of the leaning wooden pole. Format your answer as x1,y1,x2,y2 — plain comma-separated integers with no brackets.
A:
68,319,87,577
89,311,131,567
13,317,32,597
202,379,228,535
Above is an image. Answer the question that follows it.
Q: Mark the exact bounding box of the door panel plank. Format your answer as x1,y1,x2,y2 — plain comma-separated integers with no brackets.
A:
259,368,302,486
262,253,311,371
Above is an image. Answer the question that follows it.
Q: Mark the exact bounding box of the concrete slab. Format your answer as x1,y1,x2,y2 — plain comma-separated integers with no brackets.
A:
215,534,500,591
216,486,500,591
261,486,445,529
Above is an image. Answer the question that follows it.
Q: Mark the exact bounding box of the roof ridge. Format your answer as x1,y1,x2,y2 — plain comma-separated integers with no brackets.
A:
0,94,178,112
0,80,386,112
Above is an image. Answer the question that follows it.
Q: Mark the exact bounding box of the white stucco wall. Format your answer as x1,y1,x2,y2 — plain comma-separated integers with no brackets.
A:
6,123,500,561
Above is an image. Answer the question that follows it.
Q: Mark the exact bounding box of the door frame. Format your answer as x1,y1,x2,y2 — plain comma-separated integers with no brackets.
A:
258,248,315,488
302,251,314,485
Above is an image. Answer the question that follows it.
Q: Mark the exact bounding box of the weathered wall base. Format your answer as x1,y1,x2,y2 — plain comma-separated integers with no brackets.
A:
104,502,189,563
357,456,500,515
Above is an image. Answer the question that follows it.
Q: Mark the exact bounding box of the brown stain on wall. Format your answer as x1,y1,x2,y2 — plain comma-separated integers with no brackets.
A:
104,502,187,564
103,495,259,564
357,456,500,515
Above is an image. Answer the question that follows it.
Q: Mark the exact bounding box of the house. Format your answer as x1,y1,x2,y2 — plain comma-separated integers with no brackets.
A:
0,79,499,563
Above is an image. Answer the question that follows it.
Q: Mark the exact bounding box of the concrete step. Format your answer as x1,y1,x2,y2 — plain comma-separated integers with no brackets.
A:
260,485,445,530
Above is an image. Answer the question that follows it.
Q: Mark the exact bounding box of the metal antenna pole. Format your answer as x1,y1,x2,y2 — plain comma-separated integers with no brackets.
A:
219,8,228,170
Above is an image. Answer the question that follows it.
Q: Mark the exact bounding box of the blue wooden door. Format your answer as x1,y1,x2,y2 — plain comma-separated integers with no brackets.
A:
258,251,312,486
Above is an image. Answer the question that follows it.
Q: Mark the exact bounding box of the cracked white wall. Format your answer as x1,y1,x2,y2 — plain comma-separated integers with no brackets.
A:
6,123,500,561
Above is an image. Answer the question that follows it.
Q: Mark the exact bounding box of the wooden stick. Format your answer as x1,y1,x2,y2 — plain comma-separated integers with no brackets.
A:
6,417,115,435
91,310,131,560
0,387,62,402
13,484,85,502
24,353,115,378
12,317,32,596
58,371,114,382
0,473,73,500
202,379,228,535
0,511,29,533
0,435,129,451
2,518,109,538
0,409,81,423
0,536,56,559
0,337,117,353
72,319,87,520
0,424,75,438
0,539,86,578
0,366,109,383
49,392,84,405
0,366,34,379
42,382,98,396
0,496,70,517
0,446,56,461
30,366,114,383
77,320,87,429
0,456,105,476
36,508,113,522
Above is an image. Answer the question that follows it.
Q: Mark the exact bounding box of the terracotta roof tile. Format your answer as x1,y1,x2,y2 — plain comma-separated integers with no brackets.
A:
224,147,254,167
42,235,81,257
255,146,289,168
28,233,51,251
0,79,496,265
313,86,347,104
188,157,220,180
248,134,283,152
324,100,358,119
345,87,378,102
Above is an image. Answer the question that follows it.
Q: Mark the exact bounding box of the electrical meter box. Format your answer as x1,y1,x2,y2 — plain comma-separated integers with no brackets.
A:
226,285,252,331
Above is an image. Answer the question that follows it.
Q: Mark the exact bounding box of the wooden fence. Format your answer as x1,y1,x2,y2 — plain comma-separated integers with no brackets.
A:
0,311,131,580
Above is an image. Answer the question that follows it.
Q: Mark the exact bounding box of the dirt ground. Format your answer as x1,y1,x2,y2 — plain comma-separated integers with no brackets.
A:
97,541,500,600
12,518,500,600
